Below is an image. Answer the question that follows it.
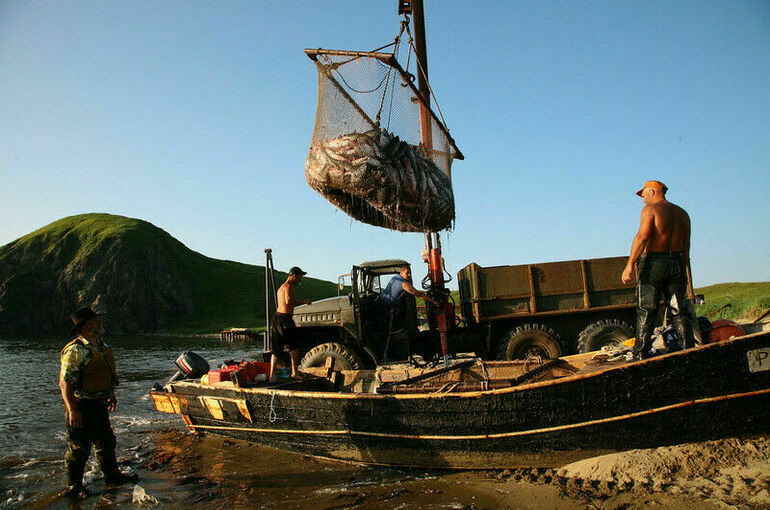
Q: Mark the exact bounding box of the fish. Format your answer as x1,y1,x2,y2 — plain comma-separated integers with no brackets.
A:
305,129,454,232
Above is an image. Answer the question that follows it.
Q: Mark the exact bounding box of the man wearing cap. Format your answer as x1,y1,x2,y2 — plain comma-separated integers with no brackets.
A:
269,267,312,381
59,307,137,499
622,180,696,361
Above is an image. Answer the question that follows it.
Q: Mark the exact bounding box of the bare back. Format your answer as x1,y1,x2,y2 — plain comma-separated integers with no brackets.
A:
643,200,691,255
276,281,297,315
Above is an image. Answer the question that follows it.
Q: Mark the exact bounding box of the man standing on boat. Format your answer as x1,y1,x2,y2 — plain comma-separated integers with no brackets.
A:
270,266,312,381
622,180,697,361
59,307,138,499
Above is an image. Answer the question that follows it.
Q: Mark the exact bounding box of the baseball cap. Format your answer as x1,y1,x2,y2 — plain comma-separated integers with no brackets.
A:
288,266,307,276
636,180,668,197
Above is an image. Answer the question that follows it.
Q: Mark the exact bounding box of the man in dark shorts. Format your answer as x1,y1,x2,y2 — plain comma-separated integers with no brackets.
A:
270,266,312,381
622,180,696,361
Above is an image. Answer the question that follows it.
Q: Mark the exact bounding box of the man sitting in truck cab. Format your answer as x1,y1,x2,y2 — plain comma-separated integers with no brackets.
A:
381,266,437,308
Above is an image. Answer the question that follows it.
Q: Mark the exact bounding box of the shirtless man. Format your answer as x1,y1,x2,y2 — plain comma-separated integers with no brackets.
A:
270,266,312,381
622,180,696,360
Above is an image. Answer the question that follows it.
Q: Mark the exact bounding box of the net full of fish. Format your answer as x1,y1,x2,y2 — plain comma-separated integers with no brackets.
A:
305,129,455,232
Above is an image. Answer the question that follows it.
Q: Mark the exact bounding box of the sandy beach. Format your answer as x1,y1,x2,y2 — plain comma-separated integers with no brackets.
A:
133,430,770,509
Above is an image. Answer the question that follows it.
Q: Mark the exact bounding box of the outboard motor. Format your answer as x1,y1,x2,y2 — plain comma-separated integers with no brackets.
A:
166,351,210,384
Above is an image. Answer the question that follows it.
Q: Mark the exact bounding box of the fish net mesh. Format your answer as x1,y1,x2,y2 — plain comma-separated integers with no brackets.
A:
306,52,459,232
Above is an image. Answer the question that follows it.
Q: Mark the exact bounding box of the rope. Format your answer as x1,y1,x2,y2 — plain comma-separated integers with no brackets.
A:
268,392,277,423
402,23,451,134
479,360,490,391
433,382,460,394
375,66,394,126
325,23,411,126
333,67,390,95
376,21,409,126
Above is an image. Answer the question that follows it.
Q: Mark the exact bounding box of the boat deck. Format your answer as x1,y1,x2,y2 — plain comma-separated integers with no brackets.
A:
196,348,629,396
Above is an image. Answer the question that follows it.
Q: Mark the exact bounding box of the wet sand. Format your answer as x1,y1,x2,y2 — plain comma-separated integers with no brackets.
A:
16,428,768,509
127,430,766,509
139,430,583,509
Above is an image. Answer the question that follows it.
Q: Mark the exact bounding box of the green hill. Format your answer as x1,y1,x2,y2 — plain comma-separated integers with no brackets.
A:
0,213,338,335
694,281,770,322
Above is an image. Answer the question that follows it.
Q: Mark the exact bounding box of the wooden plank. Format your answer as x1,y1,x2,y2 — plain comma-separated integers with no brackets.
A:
580,259,591,309
527,265,537,313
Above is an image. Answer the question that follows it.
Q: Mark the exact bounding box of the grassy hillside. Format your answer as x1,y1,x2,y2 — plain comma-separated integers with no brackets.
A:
163,255,336,334
694,281,770,322
0,213,338,335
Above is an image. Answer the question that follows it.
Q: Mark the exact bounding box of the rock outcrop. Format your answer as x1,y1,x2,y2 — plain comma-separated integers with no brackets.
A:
0,214,196,335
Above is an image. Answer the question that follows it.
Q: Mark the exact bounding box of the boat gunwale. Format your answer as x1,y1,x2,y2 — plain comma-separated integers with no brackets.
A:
157,386,770,440
168,330,770,401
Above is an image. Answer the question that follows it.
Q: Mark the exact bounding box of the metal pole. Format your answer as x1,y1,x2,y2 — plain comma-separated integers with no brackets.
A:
408,0,450,367
264,249,273,352
412,0,434,161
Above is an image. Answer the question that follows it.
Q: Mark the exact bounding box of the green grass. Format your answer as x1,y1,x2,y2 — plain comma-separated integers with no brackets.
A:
163,255,340,334
0,213,340,335
694,281,770,322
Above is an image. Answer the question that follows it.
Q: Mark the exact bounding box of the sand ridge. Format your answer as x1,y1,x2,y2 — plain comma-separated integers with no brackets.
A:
555,437,770,508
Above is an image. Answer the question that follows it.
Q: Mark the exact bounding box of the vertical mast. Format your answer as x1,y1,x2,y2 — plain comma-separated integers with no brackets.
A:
403,0,451,366
411,0,434,165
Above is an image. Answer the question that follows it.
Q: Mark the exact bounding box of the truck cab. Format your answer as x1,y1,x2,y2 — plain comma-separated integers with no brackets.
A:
291,259,419,369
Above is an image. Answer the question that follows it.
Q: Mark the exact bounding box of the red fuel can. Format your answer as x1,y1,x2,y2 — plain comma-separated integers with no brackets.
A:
207,366,239,384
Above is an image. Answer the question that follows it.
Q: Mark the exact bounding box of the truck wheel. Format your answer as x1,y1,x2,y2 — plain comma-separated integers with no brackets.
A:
577,320,634,353
497,324,562,360
300,342,363,370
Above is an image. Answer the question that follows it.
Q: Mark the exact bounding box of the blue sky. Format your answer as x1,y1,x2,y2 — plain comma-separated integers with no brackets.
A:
1,0,768,288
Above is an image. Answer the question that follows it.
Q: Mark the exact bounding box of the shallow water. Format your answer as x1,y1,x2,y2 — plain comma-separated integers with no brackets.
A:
0,335,331,508
0,336,529,509
1,335,732,509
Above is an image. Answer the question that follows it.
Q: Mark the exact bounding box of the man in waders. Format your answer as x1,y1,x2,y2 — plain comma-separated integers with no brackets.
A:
269,267,312,382
621,180,697,361
59,307,137,499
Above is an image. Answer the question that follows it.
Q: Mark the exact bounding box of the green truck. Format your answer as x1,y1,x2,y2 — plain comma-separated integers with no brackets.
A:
286,255,694,369
457,256,639,359
291,259,421,370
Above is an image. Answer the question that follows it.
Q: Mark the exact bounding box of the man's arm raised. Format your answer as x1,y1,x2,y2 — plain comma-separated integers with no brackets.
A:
622,207,654,284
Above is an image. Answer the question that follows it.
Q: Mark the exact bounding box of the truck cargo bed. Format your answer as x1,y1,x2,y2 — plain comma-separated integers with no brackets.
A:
458,256,636,324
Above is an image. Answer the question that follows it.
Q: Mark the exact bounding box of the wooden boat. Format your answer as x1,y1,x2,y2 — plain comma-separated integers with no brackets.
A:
150,331,770,469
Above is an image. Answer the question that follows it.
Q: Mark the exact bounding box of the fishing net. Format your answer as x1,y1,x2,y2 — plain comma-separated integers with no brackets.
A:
305,47,462,232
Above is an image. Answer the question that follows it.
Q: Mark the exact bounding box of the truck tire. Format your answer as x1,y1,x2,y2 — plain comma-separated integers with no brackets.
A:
300,342,363,370
577,319,634,353
497,324,562,360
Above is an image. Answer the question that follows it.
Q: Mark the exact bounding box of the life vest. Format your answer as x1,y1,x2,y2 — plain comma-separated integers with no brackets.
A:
61,337,117,394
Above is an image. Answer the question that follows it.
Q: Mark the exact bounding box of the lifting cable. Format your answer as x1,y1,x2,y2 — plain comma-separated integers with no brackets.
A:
400,20,452,135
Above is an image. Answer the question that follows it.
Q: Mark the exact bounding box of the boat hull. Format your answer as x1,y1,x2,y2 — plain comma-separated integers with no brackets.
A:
151,331,770,468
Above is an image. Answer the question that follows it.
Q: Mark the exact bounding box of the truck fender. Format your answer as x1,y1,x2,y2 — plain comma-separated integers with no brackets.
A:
361,346,378,367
